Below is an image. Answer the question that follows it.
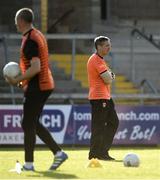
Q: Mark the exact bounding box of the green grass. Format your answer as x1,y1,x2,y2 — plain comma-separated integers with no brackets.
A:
0,147,160,179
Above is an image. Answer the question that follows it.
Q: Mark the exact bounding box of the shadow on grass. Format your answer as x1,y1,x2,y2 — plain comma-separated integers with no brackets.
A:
114,159,123,162
26,170,78,179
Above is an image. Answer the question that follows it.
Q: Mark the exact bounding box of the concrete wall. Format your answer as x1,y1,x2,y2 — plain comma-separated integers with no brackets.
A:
48,0,92,33
0,0,32,33
111,0,160,19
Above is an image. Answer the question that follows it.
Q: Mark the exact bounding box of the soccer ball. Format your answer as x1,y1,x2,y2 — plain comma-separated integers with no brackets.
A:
123,153,140,167
3,62,20,78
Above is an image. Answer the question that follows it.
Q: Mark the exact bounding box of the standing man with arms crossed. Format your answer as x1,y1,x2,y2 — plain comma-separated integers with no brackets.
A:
87,36,119,160
5,8,68,171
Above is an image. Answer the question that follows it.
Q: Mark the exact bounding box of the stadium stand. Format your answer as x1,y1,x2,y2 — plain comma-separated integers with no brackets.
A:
0,0,160,105
50,54,140,94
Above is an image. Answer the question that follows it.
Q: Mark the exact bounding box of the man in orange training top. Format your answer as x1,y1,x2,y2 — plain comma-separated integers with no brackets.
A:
5,8,68,170
87,36,119,160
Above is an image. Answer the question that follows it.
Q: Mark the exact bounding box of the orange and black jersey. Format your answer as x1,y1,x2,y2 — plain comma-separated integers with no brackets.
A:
23,37,39,60
87,53,111,100
20,28,54,92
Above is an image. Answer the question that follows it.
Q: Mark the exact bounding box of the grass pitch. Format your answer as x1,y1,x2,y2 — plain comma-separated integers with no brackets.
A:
0,147,160,179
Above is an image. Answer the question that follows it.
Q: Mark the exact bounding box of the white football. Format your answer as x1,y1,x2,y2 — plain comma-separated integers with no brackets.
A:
123,153,140,167
3,62,20,78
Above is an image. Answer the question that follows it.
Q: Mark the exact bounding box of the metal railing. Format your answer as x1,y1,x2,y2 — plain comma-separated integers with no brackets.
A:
130,28,160,82
0,36,15,104
5,33,97,80
140,79,158,94
47,8,74,33
1,33,97,104
0,92,160,105
1,33,160,105
139,79,158,104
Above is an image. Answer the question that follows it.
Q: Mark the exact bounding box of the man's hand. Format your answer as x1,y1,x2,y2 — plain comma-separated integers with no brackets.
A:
111,72,115,80
4,75,20,86
108,69,115,80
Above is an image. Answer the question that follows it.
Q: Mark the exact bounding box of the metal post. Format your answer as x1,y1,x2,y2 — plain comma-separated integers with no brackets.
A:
71,38,76,80
2,37,8,64
109,52,115,93
106,0,111,22
3,36,16,104
140,86,144,105
32,0,41,30
10,86,16,104
40,0,48,33
130,33,135,82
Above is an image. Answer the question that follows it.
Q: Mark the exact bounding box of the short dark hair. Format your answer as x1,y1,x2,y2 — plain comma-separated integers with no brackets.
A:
16,8,34,23
94,36,110,49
